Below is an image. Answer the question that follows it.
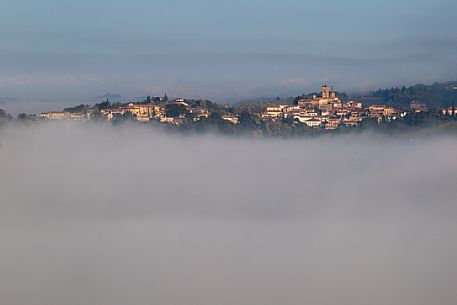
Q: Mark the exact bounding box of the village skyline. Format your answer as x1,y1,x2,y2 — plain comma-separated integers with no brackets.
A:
2,81,456,136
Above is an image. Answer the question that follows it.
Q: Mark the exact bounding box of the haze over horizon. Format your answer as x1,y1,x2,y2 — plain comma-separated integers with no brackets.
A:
1,0,457,105
2,2,457,303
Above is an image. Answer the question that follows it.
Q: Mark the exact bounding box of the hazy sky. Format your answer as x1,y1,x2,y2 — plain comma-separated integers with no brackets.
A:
1,0,457,103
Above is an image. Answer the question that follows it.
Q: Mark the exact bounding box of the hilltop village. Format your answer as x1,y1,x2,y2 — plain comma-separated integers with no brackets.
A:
2,84,457,135
37,85,407,128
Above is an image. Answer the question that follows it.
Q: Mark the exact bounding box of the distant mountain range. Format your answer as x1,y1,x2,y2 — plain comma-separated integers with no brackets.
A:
0,97,17,104
97,93,122,100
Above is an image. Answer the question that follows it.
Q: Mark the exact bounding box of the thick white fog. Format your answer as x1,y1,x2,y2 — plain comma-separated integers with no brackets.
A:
1,122,457,305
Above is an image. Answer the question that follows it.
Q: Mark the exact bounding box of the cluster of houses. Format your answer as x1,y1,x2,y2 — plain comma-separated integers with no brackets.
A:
39,85,454,129
42,99,194,123
39,96,243,125
261,85,410,130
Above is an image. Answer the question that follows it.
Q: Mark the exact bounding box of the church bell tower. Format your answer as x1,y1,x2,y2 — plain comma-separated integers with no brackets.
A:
322,85,330,98
330,86,336,98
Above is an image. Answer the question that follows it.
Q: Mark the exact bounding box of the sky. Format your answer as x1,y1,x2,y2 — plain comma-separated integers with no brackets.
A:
0,0,457,105
1,122,457,305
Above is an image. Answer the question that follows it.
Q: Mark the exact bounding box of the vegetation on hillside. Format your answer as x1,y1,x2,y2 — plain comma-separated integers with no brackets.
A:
371,81,457,108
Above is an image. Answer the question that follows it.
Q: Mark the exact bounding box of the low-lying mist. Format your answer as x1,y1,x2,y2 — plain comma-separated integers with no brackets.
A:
1,122,456,305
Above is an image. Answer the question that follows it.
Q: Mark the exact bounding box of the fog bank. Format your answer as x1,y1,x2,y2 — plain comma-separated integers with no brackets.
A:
1,122,456,305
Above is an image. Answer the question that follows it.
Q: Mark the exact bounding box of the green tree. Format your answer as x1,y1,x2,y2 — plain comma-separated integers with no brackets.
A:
238,110,256,128
165,104,189,118
17,113,36,121
64,104,88,113
96,99,112,110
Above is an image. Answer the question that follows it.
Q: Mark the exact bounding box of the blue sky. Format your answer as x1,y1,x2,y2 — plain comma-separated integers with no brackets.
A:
0,0,456,103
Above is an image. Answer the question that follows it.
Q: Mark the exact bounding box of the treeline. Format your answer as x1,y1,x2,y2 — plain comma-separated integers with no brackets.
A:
173,112,359,137
0,109,13,125
372,81,457,108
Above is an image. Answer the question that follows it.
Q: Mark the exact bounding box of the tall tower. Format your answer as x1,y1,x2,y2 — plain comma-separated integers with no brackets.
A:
322,85,330,98
330,86,336,98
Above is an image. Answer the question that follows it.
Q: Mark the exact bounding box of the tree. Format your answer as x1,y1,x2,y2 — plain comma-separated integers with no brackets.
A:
96,99,112,110
112,111,135,123
238,110,256,128
165,103,188,118
17,113,36,121
64,104,87,113
0,109,12,124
